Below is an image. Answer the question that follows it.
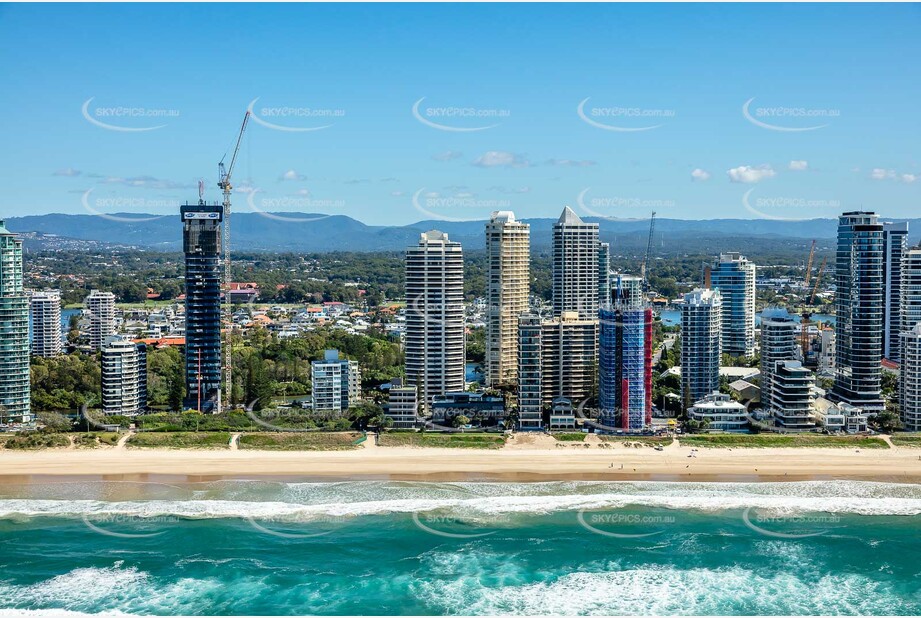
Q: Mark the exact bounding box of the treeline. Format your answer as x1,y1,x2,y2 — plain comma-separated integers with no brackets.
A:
29,326,403,413
28,243,823,307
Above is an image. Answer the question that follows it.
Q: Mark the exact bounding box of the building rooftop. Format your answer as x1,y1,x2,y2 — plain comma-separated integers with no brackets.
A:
557,206,584,225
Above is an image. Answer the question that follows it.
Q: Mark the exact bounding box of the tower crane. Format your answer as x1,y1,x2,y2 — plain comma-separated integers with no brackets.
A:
641,211,656,292
804,239,816,289
218,111,251,412
800,250,827,365
809,255,827,305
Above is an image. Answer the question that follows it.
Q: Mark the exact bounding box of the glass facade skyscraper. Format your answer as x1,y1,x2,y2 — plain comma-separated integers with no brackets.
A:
831,212,885,411
0,220,30,424
710,252,756,358
181,204,224,412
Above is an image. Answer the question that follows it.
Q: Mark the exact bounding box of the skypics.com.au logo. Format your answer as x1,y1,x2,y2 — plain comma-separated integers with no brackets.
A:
412,98,510,132
81,189,175,223
247,98,345,132
577,98,675,132
741,188,841,222
82,98,179,132
742,98,840,132
411,188,511,221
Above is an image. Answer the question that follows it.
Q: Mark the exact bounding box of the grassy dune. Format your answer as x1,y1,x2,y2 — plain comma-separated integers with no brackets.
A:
238,432,363,451
379,432,507,449
127,432,232,449
679,434,889,449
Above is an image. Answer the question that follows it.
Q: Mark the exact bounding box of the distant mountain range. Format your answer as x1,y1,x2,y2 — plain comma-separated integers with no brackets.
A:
5,212,919,253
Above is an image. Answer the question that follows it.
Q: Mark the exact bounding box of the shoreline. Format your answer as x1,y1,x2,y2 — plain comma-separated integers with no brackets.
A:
1,440,920,484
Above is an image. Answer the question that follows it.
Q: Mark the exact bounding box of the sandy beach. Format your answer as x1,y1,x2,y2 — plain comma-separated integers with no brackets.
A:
1,434,920,483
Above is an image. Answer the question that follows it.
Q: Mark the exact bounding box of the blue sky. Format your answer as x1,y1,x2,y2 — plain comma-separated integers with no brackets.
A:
0,3,919,226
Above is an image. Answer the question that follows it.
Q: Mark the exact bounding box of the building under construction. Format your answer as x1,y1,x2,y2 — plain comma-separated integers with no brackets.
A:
598,280,653,432
181,204,223,412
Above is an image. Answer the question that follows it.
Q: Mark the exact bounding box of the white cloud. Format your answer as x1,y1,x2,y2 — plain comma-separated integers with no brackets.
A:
472,151,529,168
690,168,711,181
280,169,306,181
487,185,531,194
390,190,406,197
545,159,596,167
788,160,809,171
101,175,192,190
53,167,81,177
869,168,917,183
727,164,776,184
870,168,896,180
432,150,463,162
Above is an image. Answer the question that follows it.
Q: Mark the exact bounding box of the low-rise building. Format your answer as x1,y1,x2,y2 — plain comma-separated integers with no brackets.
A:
311,349,361,414
548,397,576,430
815,398,870,433
431,391,505,424
768,360,816,430
385,377,418,429
688,391,748,432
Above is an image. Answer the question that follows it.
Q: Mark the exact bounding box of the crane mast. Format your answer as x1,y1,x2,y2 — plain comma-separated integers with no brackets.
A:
804,239,816,288
809,256,827,305
218,111,251,412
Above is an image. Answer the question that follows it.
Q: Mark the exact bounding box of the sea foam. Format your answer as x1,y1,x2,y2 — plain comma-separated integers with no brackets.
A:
1,480,919,521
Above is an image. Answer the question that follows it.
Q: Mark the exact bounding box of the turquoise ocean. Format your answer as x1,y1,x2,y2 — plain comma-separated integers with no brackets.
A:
0,479,919,616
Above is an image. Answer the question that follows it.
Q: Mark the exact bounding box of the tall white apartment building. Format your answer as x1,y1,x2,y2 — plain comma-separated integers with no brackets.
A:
311,349,361,414
900,323,921,431
819,327,836,374
681,289,722,409
101,335,147,416
710,252,756,358
85,290,116,351
485,211,529,387
30,290,62,358
405,231,465,413
769,360,816,430
883,222,909,362
552,207,600,319
760,307,799,403
902,248,921,338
